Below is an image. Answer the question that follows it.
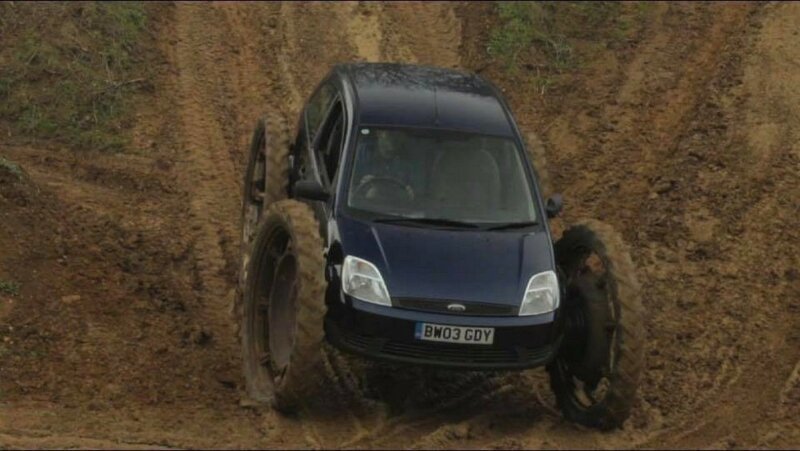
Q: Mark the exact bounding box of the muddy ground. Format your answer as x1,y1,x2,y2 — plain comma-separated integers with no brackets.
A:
1,1,799,448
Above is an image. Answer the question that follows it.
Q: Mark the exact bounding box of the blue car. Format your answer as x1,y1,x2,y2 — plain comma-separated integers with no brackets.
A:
236,63,645,430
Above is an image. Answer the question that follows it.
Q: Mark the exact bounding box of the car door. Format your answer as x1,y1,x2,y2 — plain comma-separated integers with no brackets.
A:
292,78,336,189
309,98,346,229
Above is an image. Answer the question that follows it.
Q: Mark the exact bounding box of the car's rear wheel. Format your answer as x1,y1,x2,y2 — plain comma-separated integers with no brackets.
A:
548,219,645,429
240,117,290,248
234,117,290,346
240,199,326,411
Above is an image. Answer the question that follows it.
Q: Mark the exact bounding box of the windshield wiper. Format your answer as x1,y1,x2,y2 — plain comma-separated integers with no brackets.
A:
374,217,480,229
485,221,538,231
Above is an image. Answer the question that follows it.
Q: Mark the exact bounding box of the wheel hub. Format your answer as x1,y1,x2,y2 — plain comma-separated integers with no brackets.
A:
561,268,616,398
267,245,297,379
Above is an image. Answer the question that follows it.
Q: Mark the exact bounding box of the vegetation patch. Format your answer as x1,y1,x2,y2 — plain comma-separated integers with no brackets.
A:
0,280,20,296
0,2,152,152
487,1,651,90
0,157,24,180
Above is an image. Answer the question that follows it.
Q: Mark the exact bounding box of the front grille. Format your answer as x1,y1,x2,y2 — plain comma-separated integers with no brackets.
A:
393,298,517,316
336,326,550,365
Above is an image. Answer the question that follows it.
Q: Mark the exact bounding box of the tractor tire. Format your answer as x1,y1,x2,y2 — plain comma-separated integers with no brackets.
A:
239,199,326,412
234,117,290,345
240,116,290,249
548,219,645,430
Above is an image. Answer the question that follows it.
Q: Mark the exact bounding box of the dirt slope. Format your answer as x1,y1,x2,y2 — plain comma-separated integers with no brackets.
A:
1,1,798,448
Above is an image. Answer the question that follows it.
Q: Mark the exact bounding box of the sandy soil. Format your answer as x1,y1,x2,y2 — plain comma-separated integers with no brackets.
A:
1,1,798,448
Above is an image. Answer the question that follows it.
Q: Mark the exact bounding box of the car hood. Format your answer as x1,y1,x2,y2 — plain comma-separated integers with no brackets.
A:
337,215,556,307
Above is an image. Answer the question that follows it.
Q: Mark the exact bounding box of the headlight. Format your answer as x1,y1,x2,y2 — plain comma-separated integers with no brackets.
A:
342,255,391,306
519,270,559,316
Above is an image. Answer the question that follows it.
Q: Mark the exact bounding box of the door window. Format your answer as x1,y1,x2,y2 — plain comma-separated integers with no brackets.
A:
314,101,345,185
304,81,335,141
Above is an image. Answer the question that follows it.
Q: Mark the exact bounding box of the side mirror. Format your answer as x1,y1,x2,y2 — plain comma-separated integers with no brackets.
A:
545,194,563,218
293,180,330,202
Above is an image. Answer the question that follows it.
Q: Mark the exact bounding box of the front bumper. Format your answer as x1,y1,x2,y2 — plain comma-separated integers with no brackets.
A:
325,297,561,370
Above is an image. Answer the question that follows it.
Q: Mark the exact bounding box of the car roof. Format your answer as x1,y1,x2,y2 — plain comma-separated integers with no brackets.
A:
336,63,516,138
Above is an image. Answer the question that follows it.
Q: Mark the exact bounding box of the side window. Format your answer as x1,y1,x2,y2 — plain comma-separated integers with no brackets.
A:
314,101,345,185
305,81,335,142
325,111,345,183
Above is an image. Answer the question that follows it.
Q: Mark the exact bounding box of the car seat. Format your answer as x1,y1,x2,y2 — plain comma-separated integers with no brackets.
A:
430,145,501,216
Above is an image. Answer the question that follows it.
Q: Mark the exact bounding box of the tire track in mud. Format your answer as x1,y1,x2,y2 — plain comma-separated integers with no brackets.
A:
645,3,800,446
346,2,384,62
643,7,798,444
170,3,242,350
517,2,800,448
271,3,305,114
379,1,463,68
596,8,761,431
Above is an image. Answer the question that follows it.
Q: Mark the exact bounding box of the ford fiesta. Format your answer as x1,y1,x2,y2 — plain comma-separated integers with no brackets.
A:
236,62,646,429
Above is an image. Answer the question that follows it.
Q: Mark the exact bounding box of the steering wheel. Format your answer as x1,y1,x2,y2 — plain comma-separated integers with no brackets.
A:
354,176,415,202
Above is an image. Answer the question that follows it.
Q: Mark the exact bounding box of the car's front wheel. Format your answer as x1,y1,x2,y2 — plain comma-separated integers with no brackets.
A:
549,219,646,429
240,199,326,412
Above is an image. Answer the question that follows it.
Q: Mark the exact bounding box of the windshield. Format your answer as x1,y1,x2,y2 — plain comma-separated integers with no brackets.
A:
346,127,537,225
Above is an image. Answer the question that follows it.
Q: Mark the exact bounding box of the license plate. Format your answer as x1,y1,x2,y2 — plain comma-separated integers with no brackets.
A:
414,322,494,345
